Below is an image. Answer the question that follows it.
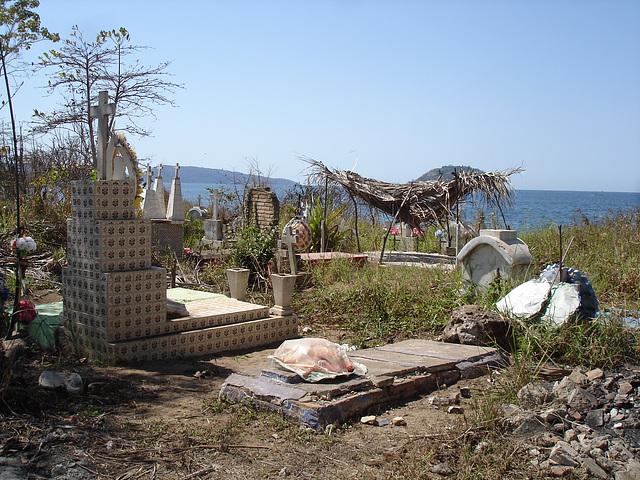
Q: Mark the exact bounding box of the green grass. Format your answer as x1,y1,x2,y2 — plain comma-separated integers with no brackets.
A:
294,207,640,365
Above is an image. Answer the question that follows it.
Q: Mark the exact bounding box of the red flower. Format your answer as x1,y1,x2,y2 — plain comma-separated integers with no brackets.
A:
18,300,38,324
389,226,400,235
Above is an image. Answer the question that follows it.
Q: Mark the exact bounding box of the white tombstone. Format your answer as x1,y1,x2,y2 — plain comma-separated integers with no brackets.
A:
140,165,165,219
152,164,167,217
166,163,185,222
457,229,534,288
203,190,223,242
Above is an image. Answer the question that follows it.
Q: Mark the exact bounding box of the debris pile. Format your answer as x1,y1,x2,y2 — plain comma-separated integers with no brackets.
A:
504,367,640,479
497,264,599,325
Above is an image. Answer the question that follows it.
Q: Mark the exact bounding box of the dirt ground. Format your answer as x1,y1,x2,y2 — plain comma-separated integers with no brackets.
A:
1,339,550,480
0,291,545,479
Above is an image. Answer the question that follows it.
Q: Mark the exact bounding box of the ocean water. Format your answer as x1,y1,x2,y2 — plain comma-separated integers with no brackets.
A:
488,190,640,231
181,182,640,231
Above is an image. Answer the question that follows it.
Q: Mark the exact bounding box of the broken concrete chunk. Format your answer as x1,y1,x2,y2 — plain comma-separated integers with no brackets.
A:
447,405,464,414
550,465,573,477
618,382,634,395
360,415,376,425
392,416,406,426
586,368,604,382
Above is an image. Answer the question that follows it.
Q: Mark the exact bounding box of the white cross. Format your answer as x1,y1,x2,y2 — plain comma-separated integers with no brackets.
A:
196,194,203,207
89,91,115,180
174,163,180,178
156,163,163,178
281,226,299,275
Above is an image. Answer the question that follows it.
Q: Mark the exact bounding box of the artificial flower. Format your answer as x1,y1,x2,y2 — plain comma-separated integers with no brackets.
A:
18,300,38,324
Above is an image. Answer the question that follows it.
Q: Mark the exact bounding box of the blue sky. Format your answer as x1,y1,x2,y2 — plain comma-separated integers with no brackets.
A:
10,0,640,192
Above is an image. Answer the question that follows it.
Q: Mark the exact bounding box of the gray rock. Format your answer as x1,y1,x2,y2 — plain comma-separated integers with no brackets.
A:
518,383,551,410
549,442,580,467
564,429,577,443
567,387,597,412
508,412,547,436
585,409,604,429
430,462,455,476
553,376,579,402
618,382,633,395
442,305,513,350
428,393,459,407
0,467,26,480
550,465,573,477
38,371,83,395
537,431,562,447
615,459,640,480
581,457,609,479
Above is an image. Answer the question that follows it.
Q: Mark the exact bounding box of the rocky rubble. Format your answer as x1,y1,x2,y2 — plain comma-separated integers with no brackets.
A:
505,367,640,479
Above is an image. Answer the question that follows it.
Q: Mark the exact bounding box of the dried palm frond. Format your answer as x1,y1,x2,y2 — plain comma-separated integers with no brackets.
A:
302,157,522,229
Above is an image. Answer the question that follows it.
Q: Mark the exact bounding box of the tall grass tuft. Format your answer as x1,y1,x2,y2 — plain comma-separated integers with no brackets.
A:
296,261,464,346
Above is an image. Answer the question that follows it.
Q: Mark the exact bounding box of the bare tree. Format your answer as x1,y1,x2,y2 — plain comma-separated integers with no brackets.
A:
34,26,181,163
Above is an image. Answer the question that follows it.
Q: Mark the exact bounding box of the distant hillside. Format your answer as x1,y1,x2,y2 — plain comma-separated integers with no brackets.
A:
166,166,297,186
415,165,484,182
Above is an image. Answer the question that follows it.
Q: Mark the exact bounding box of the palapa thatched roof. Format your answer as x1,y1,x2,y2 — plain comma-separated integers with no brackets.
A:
303,157,523,229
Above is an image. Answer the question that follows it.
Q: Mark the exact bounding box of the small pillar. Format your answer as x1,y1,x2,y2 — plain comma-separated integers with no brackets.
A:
269,273,297,316
457,229,534,288
226,268,250,301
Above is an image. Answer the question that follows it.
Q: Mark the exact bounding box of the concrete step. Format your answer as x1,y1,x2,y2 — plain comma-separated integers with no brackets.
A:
109,314,298,362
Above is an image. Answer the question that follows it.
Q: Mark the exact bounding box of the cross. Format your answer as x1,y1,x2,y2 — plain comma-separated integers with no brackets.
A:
156,163,163,178
174,163,180,178
89,91,115,180
281,226,299,275
196,194,203,207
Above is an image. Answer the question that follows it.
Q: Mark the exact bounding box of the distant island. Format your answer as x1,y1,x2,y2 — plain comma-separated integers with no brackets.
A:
415,165,484,182
167,166,297,187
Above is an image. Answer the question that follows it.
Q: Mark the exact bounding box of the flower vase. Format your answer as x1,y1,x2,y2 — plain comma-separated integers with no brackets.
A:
269,273,297,316
226,268,250,300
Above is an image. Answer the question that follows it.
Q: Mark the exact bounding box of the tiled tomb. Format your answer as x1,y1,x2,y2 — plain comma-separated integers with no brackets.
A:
64,179,297,361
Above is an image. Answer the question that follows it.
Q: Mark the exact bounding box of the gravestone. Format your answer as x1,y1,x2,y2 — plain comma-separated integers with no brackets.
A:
151,163,185,257
187,194,208,220
245,186,279,229
152,164,166,217
457,229,534,288
203,190,224,245
140,165,164,219
64,95,298,361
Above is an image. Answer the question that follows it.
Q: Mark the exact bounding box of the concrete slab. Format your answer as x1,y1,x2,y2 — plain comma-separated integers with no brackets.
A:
376,339,496,362
219,338,498,430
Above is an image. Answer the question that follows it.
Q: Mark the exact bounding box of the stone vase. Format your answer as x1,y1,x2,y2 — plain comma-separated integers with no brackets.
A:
226,268,250,300
269,273,297,316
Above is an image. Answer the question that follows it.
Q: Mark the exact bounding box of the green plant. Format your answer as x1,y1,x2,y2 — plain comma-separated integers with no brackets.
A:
307,197,349,252
183,218,204,248
230,223,277,278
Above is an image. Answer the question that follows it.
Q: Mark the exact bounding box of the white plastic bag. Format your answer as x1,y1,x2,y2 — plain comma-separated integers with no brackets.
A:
270,338,367,382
